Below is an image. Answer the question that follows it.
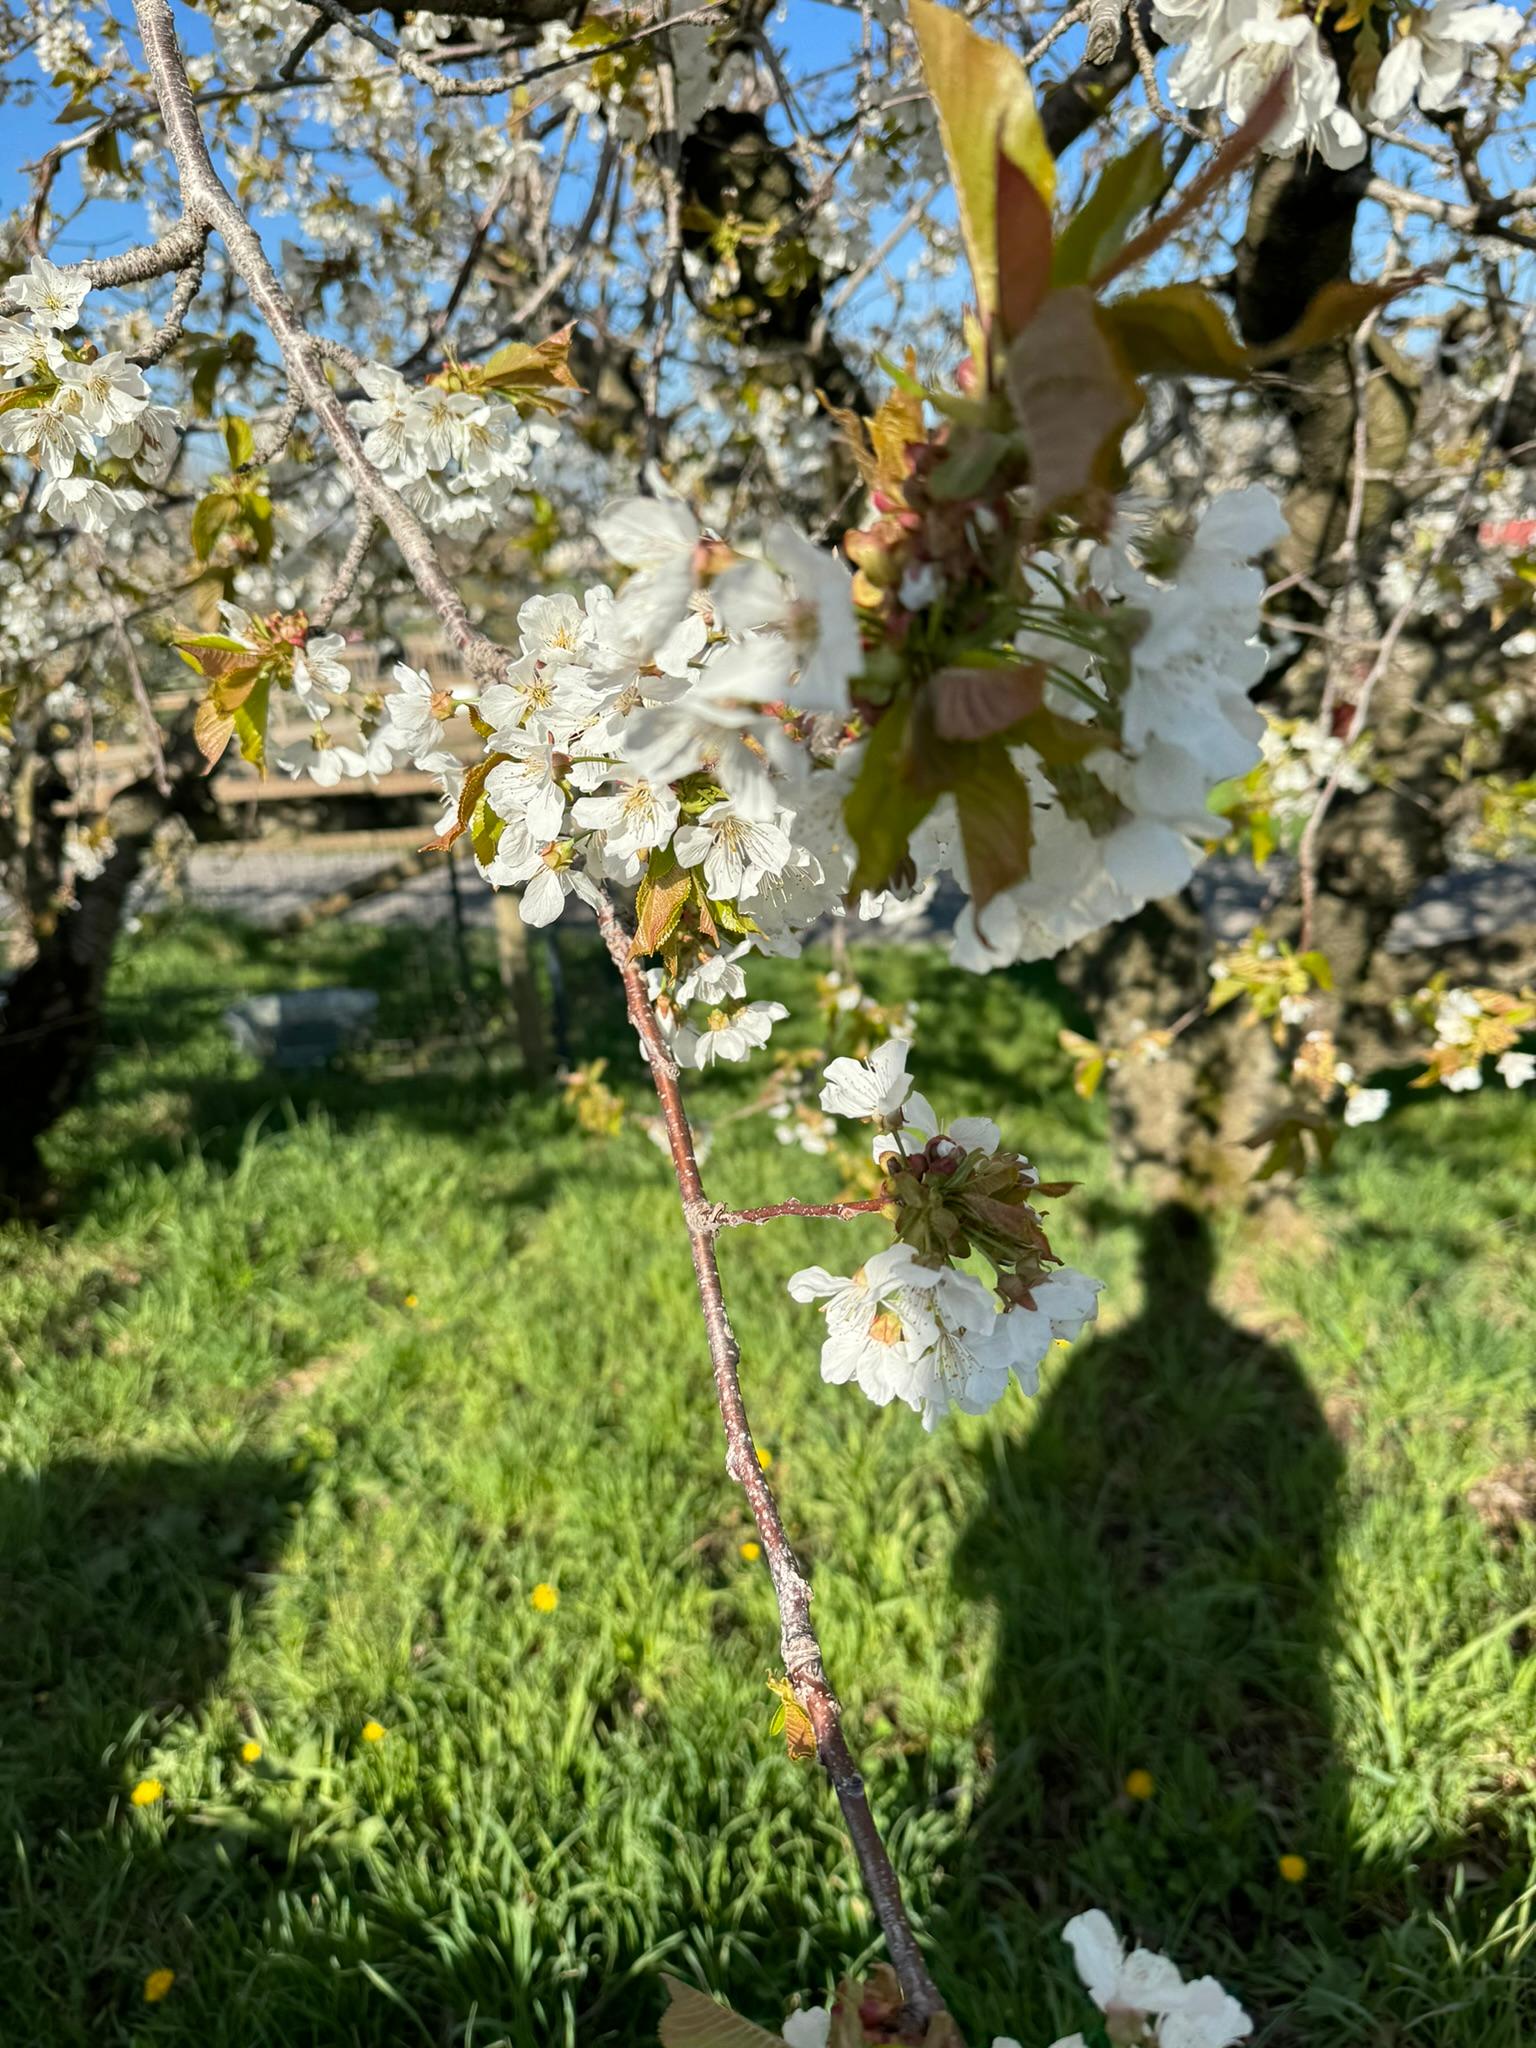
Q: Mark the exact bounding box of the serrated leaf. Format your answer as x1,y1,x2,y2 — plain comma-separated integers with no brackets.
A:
764,1677,816,1763
995,143,1052,340
658,1977,782,2048
194,695,235,769
633,845,693,956
190,490,237,562
479,321,582,410
1099,284,1251,382
845,702,938,896
954,746,1033,917
1252,276,1421,366
230,672,272,775
1052,129,1166,289
909,0,1055,320
222,415,255,468
1006,287,1142,513
422,752,506,854
932,662,1044,741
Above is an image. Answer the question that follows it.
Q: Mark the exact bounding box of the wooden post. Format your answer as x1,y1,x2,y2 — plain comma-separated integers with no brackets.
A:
491,886,548,1083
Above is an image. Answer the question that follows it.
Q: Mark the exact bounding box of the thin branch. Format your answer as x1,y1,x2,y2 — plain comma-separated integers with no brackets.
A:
90,545,170,799
311,512,378,628
83,214,209,289
127,227,212,367
131,0,515,680
593,892,948,2034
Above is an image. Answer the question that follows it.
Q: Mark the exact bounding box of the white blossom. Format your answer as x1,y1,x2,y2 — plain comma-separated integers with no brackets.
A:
1370,2,1524,122
819,1038,914,1122
4,255,90,329
1344,1087,1391,1127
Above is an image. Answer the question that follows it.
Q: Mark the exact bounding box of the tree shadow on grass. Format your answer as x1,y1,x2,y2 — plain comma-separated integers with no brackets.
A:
0,1451,308,2044
939,1203,1350,2041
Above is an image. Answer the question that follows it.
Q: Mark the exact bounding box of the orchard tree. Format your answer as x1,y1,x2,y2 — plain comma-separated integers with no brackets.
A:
1,0,1533,2038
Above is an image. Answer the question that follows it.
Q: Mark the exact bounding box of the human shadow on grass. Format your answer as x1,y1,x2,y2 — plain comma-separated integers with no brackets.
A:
0,1450,308,2037
939,1203,1350,2036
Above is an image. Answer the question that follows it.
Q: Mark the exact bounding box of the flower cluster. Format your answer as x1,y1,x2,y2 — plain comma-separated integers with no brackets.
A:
942,490,1289,971
348,360,543,538
1157,0,1523,169
777,1911,1249,2047
0,256,175,533
1048,1909,1251,2048
1395,977,1536,1097
788,1041,1100,1429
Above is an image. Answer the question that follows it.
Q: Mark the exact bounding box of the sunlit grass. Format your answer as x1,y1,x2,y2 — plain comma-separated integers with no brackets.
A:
1,911,1532,2046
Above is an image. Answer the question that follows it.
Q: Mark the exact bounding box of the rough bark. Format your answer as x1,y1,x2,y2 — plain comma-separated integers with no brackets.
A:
0,733,227,1207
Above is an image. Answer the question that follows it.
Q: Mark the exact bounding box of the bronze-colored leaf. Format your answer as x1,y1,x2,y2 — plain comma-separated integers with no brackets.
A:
932,663,1044,741
1252,275,1422,366
657,1976,782,2048
193,694,235,770
633,846,694,956
909,0,1055,318
1097,283,1250,382
1006,288,1141,515
953,745,1034,917
421,751,505,854
995,142,1052,340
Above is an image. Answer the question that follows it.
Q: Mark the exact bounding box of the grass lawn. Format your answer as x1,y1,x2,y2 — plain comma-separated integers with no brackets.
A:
2,909,1534,2047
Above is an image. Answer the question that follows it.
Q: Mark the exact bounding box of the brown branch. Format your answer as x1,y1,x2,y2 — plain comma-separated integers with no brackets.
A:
593,893,949,2036
130,0,516,682
310,512,379,628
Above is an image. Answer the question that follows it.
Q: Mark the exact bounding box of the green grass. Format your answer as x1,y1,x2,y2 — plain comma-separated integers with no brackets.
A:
2,910,1534,2047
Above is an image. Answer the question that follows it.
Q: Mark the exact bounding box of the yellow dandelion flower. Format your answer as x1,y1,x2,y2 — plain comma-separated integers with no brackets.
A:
403,1292,419,1309
239,1740,262,1764
1123,1768,1155,1801
130,1778,164,1808
755,1445,773,1470
144,1968,176,2003
530,1582,559,1614
1278,1853,1308,1883
739,1540,762,1562
361,1718,387,1744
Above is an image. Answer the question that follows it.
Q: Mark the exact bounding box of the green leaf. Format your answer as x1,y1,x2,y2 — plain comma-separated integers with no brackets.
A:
633,845,693,956
1099,284,1251,381
1297,948,1333,992
423,752,506,853
954,746,1033,917
230,671,272,776
1207,976,1246,1011
1252,276,1420,366
190,490,237,562
1005,287,1142,512
222,415,256,468
845,702,938,896
908,0,1055,320
1052,130,1166,288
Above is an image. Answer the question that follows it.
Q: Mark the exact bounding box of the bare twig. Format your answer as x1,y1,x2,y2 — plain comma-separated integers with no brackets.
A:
131,0,516,681
593,892,949,2035
311,512,378,628
90,545,170,799
127,229,212,367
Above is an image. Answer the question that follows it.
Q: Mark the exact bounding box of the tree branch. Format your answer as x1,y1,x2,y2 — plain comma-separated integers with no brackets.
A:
592,892,949,2036
130,0,516,682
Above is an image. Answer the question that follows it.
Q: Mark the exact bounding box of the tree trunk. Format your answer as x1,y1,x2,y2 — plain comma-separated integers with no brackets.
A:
0,733,226,1208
